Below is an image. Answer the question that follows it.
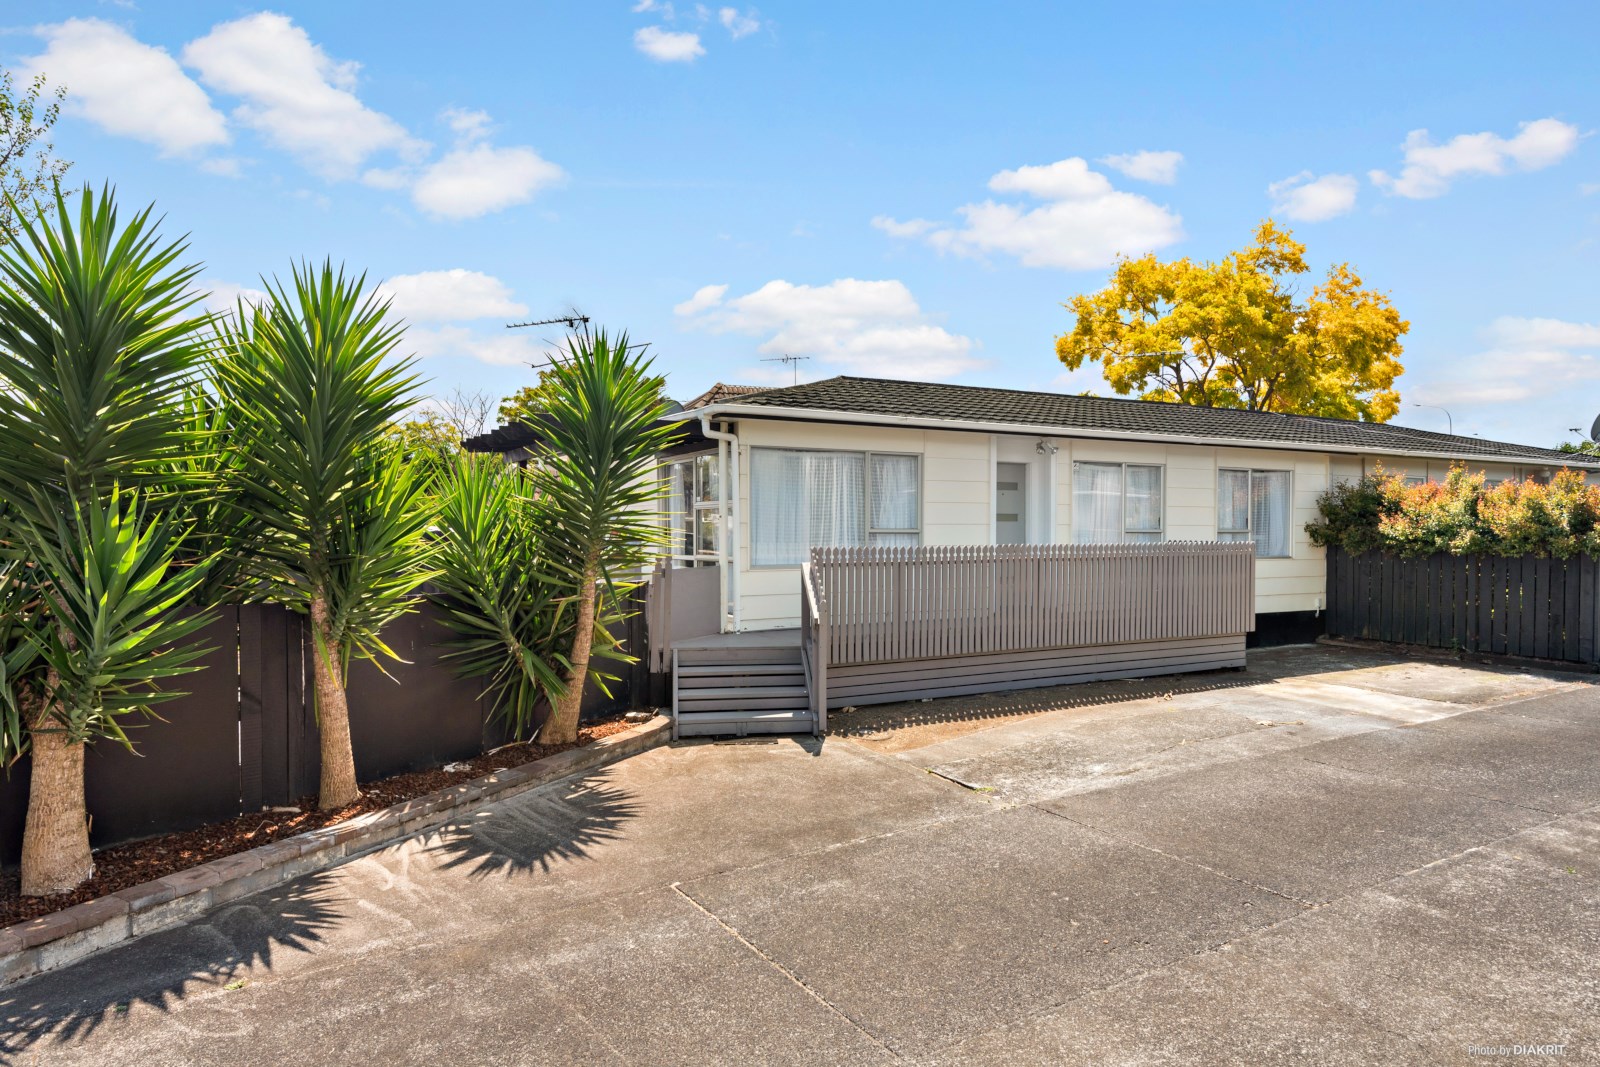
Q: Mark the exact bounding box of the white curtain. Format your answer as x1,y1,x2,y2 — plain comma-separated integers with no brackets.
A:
1072,463,1123,543
870,454,919,531
1123,465,1164,543
1217,469,1251,543
1250,471,1291,557
751,449,865,566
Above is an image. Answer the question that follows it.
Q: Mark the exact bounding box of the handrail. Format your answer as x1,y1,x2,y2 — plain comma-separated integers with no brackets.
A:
799,562,828,734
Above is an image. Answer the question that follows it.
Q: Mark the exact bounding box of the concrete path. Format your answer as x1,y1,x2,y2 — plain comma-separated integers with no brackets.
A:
4,647,1597,1065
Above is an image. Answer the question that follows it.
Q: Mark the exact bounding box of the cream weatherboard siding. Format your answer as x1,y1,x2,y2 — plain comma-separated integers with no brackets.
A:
725,420,1363,630
671,417,1573,632
1328,454,1533,485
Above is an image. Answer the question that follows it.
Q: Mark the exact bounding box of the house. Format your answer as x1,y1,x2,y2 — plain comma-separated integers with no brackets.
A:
473,375,1597,738
656,375,1593,638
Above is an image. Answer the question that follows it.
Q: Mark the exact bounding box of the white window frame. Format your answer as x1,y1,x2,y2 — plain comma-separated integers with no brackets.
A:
1218,467,1293,559
749,447,923,567
663,452,723,568
1070,461,1166,544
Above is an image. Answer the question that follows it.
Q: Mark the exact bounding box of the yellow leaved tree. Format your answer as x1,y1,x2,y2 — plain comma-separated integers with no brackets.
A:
1057,220,1407,421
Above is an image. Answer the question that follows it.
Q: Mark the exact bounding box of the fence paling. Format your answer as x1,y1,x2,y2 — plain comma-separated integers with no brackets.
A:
1325,548,1600,665
808,542,1254,668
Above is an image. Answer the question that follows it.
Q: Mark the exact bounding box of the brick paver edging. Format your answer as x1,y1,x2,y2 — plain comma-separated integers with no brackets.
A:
0,715,671,987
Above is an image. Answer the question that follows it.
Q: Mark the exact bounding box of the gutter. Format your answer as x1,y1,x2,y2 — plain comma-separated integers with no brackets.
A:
666,403,1597,471
698,414,741,632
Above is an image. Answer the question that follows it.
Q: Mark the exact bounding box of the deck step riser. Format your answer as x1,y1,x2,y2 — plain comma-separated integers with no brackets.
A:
680,698,812,712
676,649,802,666
677,676,805,691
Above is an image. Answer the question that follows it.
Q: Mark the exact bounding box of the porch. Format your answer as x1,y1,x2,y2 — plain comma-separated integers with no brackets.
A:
656,542,1257,739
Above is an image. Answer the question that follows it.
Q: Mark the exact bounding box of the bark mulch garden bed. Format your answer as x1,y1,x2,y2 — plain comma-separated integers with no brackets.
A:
0,716,636,928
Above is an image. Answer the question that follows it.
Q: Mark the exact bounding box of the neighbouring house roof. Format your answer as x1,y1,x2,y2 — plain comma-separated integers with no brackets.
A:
670,375,1596,468
683,382,768,409
462,394,726,458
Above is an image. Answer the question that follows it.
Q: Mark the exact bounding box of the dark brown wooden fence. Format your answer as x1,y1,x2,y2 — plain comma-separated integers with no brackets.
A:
2,597,649,866
1325,548,1600,664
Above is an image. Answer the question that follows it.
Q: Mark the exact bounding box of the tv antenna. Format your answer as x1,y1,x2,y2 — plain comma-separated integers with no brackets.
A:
506,313,590,331
762,353,811,385
1565,414,1600,456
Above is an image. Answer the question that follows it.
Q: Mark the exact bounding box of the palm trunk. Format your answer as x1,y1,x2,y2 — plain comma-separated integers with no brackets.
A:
20,692,94,897
310,595,360,810
539,560,598,745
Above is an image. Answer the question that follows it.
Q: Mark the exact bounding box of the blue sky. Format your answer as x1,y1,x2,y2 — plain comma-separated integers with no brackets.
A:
5,2,1598,444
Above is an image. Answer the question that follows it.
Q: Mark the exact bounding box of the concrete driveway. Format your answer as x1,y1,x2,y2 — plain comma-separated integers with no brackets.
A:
4,645,1598,1065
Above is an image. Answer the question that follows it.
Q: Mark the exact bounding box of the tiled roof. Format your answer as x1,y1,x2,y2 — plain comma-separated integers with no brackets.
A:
683,382,768,409
708,376,1592,466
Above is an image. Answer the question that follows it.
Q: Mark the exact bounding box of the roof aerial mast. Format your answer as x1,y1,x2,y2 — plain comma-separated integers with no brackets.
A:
506,313,590,331
761,353,811,385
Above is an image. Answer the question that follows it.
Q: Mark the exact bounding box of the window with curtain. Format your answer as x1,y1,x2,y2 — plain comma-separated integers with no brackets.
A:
1072,462,1164,543
750,448,920,565
1218,468,1291,557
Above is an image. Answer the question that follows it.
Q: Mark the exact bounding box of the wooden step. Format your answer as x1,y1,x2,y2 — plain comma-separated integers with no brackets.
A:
676,663,803,677
675,708,817,738
678,692,812,712
676,708,815,723
679,678,806,693
676,647,801,667
679,685,808,701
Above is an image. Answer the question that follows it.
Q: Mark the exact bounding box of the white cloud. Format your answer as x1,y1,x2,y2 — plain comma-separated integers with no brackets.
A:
182,12,425,179
404,324,551,367
898,157,1183,270
1410,315,1600,444
1268,171,1359,221
1098,150,1182,185
719,7,761,38
376,270,529,323
442,107,493,140
1369,118,1580,199
634,26,704,62
674,284,729,316
675,277,983,381
988,158,1112,200
194,279,267,316
20,18,228,157
411,142,565,220
1484,316,1600,350
871,215,937,238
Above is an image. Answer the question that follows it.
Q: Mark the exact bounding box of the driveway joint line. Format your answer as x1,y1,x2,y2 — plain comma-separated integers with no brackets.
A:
669,882,902,1061
1031,804,1322,909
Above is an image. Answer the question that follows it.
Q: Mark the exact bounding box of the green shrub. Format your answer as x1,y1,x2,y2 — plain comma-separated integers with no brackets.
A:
1307,464,1600,559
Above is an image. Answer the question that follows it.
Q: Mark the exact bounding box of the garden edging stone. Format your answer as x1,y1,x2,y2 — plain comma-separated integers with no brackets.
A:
0,715,670,987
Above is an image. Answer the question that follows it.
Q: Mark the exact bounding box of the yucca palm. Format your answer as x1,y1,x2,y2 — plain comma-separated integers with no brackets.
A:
431,456,635,739
214,262,436,810
0,186,217,895
530,329,679,744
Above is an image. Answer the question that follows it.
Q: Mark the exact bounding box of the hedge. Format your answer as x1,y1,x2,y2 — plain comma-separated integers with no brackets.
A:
1306,465,1600,560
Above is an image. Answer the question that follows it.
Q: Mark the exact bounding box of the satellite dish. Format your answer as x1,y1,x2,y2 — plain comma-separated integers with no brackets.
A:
1590,412,1600,443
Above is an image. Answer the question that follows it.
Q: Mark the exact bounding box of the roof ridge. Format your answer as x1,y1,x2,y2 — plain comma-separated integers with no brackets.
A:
767,375,1563,458
723,375,1590,466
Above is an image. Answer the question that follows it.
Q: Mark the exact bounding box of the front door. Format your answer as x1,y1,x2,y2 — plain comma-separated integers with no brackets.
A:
996,462,1027,544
